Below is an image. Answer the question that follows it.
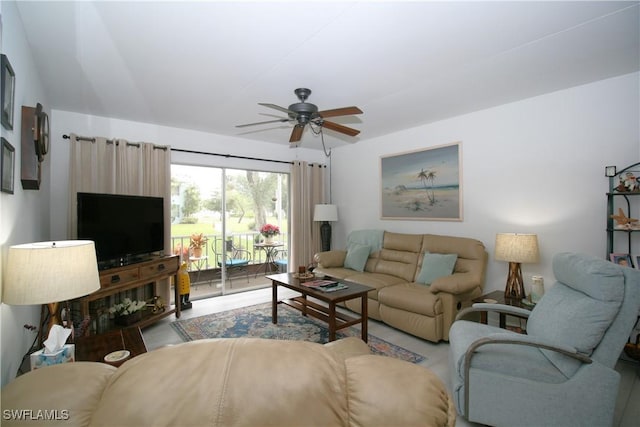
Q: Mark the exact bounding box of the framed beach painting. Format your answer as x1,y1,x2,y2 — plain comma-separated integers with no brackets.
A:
380,142,462,221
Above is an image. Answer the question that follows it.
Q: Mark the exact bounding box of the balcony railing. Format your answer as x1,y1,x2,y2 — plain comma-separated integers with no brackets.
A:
170,232,288,272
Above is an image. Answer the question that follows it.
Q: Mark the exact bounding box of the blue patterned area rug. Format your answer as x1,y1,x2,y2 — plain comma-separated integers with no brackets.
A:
171,302,425,364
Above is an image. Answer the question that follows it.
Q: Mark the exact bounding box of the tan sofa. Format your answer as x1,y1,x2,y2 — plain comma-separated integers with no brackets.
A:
1,337,455,427
314,231,488,342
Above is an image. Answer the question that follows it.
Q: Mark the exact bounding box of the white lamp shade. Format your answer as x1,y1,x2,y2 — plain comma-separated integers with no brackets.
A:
3,240,101,305
494,233,539,264
314,204,338,222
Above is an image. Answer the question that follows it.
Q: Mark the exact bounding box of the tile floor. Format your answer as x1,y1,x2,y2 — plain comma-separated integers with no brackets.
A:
143,287,640,427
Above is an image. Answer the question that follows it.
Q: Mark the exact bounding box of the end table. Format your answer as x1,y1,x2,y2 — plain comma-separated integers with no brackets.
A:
473,290,533,332
75,327,147,365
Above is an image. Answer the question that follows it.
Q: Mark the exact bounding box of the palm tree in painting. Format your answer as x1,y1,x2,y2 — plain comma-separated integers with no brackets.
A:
417,168,429,189
417,168,437,205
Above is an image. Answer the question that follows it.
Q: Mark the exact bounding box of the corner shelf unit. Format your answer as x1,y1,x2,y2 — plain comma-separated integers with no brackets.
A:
606,162,640,257
73,255,181,335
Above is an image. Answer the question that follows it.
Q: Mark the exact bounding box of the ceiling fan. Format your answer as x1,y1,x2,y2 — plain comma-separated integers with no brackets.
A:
236,88,363,144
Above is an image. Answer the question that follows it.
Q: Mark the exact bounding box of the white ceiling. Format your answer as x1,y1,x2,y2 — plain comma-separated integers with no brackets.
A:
14,1,640,151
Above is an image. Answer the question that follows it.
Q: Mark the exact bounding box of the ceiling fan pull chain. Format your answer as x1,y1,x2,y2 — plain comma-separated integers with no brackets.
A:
320,128,332,158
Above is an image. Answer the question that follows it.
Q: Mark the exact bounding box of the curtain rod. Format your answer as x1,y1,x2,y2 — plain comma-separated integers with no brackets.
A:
170,148,326,168
63,134,326,167
171,148,293,165
62,134,167,150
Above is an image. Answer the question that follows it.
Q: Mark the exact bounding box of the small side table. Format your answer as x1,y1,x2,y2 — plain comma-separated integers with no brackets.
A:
189,256,210,287
75,327,147,365
254,242,284,277
473,290,533,331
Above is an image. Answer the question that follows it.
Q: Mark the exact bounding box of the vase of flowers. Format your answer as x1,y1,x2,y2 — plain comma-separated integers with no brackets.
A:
260,224,280,244
110,298,147,326
189,233,208,258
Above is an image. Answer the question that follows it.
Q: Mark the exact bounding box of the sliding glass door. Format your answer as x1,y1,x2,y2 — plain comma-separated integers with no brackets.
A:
170,164,289,300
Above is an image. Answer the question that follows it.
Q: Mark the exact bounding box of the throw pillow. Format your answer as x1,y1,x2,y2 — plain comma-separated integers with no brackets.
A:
344,243,371,272
417,252,458,284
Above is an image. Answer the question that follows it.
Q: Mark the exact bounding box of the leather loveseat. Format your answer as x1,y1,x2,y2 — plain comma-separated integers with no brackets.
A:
1,337,455,427
314,230,488,342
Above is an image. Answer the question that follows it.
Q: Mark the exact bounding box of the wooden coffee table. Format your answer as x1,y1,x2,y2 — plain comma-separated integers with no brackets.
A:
267,272,373,342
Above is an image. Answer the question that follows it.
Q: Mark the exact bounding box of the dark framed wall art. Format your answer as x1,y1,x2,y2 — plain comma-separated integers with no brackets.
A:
1,54,15,130
1,137,15,194
380,141,462,221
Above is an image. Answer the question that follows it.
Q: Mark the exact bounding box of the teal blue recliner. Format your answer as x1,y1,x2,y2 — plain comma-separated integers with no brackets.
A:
449,252,640,427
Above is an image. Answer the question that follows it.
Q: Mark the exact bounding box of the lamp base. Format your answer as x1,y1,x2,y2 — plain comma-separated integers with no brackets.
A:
504,262,526,299
320,221,332,252
38,302,63,348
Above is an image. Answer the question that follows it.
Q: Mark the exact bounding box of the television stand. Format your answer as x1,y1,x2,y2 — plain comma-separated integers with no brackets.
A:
98,254,158,271
74,255,181,335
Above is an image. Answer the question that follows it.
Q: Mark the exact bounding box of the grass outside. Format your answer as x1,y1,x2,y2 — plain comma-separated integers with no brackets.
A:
171,214,288,237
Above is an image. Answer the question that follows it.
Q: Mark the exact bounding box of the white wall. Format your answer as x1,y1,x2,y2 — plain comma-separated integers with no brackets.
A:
330,72,640,295
1,1,51,386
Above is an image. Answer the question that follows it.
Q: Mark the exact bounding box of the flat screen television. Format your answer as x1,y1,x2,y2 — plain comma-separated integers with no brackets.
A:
77,192,164,268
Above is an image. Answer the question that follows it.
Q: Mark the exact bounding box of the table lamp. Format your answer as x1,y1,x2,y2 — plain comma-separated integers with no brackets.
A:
3,240,101,340
494,233,539,299
314,204,338,252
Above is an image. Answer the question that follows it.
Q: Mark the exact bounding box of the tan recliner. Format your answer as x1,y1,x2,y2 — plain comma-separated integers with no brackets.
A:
2,337,455,427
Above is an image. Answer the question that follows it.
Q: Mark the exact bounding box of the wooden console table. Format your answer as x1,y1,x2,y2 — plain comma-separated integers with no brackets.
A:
74,255,180,335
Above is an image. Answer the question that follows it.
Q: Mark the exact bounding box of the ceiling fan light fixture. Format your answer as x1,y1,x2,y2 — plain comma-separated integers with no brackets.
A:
237,88,362,144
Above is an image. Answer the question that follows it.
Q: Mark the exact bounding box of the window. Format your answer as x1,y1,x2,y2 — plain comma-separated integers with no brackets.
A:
170,164,289,297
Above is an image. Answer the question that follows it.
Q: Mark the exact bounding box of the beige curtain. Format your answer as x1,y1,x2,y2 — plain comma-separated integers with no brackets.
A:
67,134,171,255
290,161,327,269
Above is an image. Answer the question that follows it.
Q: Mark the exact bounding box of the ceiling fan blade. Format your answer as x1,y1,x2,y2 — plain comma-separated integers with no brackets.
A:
258,103,295,115
321,120,360,137
236,118,291,128
289,124,305,143
317,106,363,118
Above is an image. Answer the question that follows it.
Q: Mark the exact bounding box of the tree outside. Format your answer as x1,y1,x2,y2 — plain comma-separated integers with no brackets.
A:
182,185,201,218
170,165,288,247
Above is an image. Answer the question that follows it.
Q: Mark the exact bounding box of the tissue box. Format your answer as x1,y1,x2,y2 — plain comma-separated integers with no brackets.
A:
30,344,75,371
